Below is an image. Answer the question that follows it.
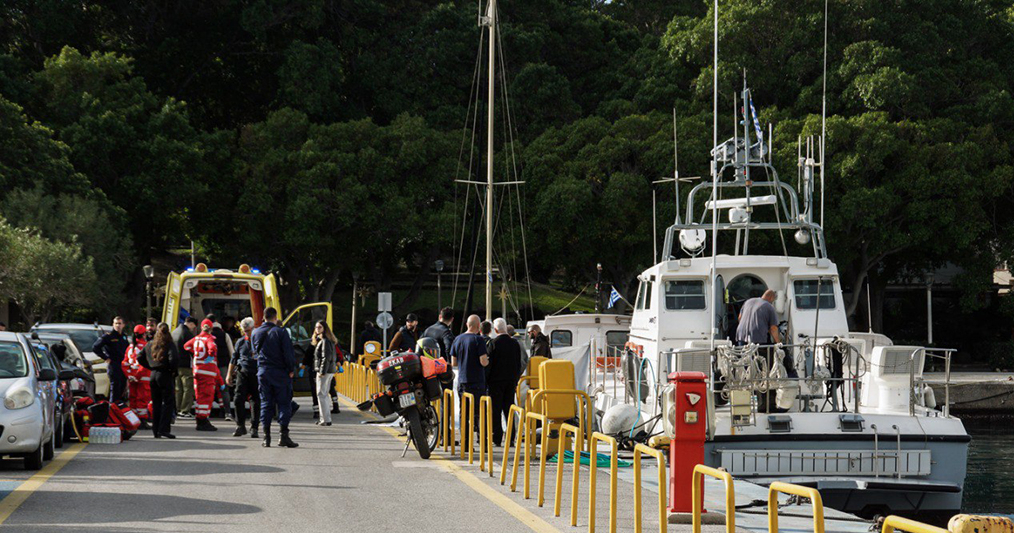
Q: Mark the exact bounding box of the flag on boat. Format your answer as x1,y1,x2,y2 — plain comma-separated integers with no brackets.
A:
608,286,622,308
749,94,765,156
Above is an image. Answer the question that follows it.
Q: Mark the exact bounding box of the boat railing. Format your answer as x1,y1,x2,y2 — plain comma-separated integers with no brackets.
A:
917,348,955,417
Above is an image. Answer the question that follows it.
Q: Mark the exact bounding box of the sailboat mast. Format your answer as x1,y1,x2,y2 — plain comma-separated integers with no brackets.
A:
485,0,496,321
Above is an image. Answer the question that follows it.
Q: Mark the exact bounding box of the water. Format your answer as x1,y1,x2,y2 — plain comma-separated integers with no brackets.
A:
963,422,1014,516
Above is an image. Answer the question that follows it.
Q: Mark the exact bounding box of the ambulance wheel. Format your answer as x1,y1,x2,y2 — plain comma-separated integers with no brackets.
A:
43,429,55,460
24,442,43,471
54,418,64,449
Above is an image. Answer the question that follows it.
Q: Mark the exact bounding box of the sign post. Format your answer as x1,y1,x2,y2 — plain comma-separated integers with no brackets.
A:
377,292,392,357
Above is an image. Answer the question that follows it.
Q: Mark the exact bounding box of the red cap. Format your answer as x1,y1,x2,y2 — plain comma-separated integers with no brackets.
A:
133,324,147,335
201,319,214,330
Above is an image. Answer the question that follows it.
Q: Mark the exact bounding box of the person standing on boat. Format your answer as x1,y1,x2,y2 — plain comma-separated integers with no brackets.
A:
736,290,781,412
527,324,552,359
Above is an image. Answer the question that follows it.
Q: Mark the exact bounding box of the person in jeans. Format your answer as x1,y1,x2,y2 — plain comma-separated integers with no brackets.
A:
450,315,489,436
172,317,198,418
226,317,260,438
311,320,338,426
486,318,522,446
138,323,179,439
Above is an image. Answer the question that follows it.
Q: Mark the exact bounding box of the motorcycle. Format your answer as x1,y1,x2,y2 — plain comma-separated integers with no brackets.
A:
357,351,453,459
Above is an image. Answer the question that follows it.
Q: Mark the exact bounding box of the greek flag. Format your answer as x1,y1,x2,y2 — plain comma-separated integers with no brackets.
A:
749,94,765,156
608,286,622,308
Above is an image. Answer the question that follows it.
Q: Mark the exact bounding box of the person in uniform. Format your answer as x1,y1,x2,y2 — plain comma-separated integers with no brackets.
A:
252,307,298,448
93,316,129,403
226,317,260,438
184,319,224,431
123,324,152,428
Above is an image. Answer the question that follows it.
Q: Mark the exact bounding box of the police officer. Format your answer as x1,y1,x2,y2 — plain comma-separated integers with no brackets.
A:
93,316,129,403
227,317,259,439
252,307,298,448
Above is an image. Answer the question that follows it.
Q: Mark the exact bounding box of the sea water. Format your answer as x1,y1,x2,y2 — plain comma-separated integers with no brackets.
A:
964,422,1014,516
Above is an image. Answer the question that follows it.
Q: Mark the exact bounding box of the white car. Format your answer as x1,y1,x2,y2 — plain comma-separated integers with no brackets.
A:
0,332,58,470
31,324,111,398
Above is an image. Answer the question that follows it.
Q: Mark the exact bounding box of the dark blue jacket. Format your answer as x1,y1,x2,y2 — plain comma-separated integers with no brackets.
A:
93,331,128,364
231,335,257,373
251,322,296,375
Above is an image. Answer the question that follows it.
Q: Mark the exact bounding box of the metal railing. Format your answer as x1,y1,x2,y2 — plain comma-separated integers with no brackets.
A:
588,432,619,533
478,396,493,476
460,392,476,463
441,389,455,455
768,481,824,533
881,515,948,533
524,411,550,503
554,423,584,526
502,404,527,491
692,464,735,533
633,443,667,533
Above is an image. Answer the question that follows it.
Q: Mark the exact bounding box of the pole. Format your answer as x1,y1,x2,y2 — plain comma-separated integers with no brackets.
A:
926,278,933,345
146,281,152,319
190,241,195,269
351,278,358,353
437,271,442,310
484,0,496,322
709,0,719,353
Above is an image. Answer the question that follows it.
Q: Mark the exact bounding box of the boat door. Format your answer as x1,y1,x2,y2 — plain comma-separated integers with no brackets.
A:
714,274,727,339
162,272,183,326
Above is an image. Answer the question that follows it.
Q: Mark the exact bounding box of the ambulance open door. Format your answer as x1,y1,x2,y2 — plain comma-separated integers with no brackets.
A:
162,272,183,326
282,303,334,395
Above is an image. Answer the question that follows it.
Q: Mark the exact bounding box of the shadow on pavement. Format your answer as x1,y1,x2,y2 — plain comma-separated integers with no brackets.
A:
7,491,260,526
65,455,285,477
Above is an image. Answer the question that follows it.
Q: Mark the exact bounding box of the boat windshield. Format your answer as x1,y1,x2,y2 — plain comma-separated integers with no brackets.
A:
0,342,29,378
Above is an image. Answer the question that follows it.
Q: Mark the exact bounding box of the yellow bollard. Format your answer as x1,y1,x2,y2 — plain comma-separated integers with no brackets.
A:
555,423,583,526
948,515,1014,533
478,396,493,475
460,392,475,463
524,411,550,504
692,465,735,533
633,443,667,533
588,432,618,533
442,389,456,455
502,404,526,491
768,482,824,533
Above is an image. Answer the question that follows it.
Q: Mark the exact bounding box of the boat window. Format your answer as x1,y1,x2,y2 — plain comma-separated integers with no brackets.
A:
635,282,645,311
793,279,835,309
726,274,767,304
550,330,572,347
605,331,627,348
645,281,653,309
664,280,706,310
0,343,28,378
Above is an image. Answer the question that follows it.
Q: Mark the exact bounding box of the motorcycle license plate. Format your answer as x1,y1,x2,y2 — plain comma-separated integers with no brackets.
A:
398,393,416,409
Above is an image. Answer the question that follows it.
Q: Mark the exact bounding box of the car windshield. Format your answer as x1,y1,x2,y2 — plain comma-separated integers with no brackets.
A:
0,342,29,378
38,329,100,352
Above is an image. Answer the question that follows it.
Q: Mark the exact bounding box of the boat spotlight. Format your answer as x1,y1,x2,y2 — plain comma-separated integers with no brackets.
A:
679,228,706,252
794,229,811,245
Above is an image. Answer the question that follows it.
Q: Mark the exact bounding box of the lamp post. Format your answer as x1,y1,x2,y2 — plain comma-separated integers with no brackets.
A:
925,273,934,345
142,265,155,320
595,263,603,313
434,260,445,310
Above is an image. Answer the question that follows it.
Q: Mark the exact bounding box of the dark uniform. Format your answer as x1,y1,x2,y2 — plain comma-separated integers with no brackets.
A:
93,330,129,403
487,333,523,446
231,335,259,433
252,321,297,444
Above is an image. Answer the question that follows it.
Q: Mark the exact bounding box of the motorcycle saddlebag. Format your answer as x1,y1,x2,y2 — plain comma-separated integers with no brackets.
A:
377,353,422,385
374,394,396,417
423,377,442,401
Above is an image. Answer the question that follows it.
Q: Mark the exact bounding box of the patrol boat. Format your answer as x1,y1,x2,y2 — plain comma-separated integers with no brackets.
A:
604,82,968,520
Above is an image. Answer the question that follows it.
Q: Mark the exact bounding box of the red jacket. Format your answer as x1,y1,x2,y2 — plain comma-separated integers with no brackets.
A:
184,332,218,367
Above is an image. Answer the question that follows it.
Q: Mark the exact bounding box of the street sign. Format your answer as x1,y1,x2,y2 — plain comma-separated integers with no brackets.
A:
378,292,392,312
376,311,394,330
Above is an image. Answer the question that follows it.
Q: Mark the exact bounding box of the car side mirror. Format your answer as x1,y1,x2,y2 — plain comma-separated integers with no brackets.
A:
38,368,57,382
59,369,76,381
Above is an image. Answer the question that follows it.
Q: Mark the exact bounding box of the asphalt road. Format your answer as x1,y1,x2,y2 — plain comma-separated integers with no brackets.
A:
0,397,550,533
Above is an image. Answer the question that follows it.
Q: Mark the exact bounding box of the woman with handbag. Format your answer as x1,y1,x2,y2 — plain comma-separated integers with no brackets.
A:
311,321,339,426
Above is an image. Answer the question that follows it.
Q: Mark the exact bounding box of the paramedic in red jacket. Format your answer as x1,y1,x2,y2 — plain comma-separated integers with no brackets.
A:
184,319,224,431
123,324,153,428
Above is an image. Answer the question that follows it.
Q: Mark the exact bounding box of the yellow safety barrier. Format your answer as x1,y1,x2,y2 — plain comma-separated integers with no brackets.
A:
882,516,949,533
524,411,550,503
530,388,593,450
554,423,583,526
502,404,527,491
692,465,735,533
634,443,667,533
442,389,455,454
589,432,619,533
460,392,476,463
478,396,493,475
768,482,824,533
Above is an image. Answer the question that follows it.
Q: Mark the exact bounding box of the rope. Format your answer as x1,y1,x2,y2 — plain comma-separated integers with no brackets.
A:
549,284,590,316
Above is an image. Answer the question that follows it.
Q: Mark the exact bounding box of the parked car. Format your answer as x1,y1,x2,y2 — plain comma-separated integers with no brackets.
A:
0,332,58,470
28,340,80,448
31,324,111,398
32,333,96,399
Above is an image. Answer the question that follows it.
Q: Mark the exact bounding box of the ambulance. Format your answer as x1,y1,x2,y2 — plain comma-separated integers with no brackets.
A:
161,263,333,391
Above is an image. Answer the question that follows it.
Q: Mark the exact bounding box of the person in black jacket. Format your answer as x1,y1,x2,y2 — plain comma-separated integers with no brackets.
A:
527,324,552,359
226,317,259,438
171,317,197,418
487,318,523,446
138,323,179,439
421,307,455,362
93,316,129,403
388,314,419,354
355,322,383,358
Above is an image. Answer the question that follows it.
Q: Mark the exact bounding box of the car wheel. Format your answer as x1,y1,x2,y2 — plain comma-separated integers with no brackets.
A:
43,429,55,460
55,417,64,449
24,442,44,471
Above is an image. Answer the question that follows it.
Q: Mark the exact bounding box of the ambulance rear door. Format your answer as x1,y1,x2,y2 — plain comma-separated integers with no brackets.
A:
282,303,334,394
263,274,281,314
162,272,184,326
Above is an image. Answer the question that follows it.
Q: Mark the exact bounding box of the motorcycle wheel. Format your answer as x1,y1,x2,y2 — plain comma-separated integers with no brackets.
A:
404,407,431,459
424,405,440,454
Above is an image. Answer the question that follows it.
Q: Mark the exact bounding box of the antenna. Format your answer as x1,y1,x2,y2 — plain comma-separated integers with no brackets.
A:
709,0,719,351
820,0,829,228
673,108,681,224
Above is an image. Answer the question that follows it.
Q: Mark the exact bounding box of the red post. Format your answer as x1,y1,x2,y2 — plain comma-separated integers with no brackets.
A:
668,371,707,514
